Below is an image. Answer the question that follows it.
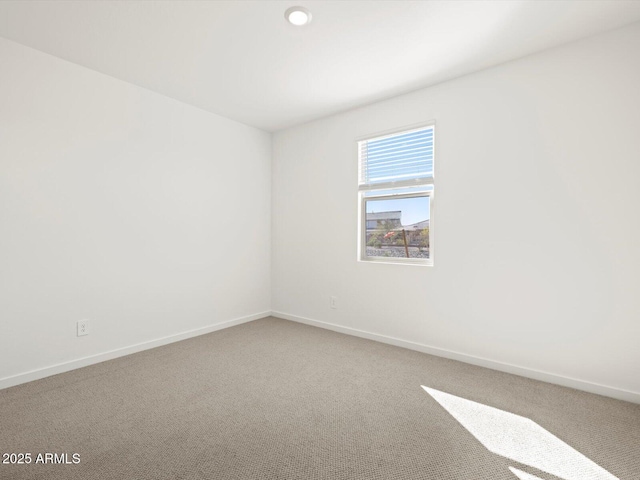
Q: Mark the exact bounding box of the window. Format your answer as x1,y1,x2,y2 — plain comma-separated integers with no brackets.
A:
358,124,434,265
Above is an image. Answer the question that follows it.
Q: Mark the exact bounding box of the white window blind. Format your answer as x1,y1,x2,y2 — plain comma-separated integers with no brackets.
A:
359,125,434,187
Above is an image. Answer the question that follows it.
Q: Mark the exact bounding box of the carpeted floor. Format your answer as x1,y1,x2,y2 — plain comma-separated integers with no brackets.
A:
0,316,638,480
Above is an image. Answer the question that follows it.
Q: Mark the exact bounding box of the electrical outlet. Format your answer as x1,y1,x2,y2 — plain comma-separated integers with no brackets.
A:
330,296,338,309
77,320,89,337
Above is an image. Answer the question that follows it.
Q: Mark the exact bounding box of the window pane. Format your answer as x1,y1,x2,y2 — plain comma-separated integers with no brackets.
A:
359,126,434,185
364,196,430,260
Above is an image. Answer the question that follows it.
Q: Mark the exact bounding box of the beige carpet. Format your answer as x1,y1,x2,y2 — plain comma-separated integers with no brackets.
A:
0,317,638,480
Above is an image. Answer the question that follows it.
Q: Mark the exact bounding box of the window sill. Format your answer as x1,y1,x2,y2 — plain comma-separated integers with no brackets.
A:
358,257,433,267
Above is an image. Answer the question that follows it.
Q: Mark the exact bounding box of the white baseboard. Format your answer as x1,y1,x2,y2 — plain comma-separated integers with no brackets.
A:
0,311,271,391
272,311,640,404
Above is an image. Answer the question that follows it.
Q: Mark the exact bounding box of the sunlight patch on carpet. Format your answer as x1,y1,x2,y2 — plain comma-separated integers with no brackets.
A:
421,386,618,480
508,466,547,480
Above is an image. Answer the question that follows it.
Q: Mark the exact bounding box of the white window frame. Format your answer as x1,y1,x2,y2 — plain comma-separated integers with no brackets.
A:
357,122,435,266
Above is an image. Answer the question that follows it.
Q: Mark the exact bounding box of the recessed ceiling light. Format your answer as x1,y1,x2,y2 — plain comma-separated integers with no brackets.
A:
285,6,312,26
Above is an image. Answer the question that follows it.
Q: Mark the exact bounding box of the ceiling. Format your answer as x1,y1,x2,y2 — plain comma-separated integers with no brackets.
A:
1,1,640,132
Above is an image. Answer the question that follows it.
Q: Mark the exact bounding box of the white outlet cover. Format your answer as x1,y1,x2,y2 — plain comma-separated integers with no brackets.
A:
330,296,337,309
77,320,89,336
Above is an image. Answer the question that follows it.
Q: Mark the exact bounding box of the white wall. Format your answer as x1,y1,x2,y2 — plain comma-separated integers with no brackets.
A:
272,23,640,399
0,38,271,385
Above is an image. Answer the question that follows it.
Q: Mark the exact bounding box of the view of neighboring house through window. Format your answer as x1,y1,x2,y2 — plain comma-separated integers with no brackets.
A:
358,124,434,264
